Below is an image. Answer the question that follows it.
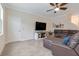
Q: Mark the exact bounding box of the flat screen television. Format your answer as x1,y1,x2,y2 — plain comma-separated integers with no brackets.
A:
35,22,46,30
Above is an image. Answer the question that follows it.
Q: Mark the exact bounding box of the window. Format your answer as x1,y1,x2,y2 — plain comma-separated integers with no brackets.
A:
71,15,79,27
0,4,3,34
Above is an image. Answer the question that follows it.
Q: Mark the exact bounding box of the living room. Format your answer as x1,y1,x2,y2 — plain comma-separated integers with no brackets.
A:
0,3,79,56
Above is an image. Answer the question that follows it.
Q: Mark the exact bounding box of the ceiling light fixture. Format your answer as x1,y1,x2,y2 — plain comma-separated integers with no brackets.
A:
54,8,60,11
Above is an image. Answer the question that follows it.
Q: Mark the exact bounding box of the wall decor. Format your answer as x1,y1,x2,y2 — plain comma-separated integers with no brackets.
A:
53,23,64,28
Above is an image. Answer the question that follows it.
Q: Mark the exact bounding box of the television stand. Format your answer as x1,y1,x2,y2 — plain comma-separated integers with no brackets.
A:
34,31,53,40
34,31,46,40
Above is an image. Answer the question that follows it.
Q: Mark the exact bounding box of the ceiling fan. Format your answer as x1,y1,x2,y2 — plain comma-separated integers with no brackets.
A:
47,3,68,13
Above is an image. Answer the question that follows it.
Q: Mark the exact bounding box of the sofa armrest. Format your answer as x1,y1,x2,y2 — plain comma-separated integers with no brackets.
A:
43,38,53,50
43,38,69,50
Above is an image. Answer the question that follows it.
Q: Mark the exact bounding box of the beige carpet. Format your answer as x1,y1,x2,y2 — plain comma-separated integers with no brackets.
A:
1,39,52,56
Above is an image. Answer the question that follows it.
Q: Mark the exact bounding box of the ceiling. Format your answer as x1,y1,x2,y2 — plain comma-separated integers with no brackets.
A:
4,3,79,19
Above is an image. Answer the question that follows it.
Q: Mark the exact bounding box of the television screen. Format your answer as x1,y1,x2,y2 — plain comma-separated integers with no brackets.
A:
35,22,46,30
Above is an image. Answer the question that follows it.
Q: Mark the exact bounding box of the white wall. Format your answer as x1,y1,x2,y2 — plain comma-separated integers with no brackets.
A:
51,13,79,30
0,4,8,55
6,8,52,43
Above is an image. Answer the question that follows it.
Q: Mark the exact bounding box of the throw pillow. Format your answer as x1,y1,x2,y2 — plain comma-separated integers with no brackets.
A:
63,36,70,45
69,32,79,49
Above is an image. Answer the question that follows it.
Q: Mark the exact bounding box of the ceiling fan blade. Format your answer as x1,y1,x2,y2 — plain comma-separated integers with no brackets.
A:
60,3,67,6
55,3,59,7
46,9,53,12
60,7,67,10
50,3,55,6
56,3,58,5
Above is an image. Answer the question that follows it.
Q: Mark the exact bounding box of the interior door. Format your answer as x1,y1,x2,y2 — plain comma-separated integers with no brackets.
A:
8,16,22,41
